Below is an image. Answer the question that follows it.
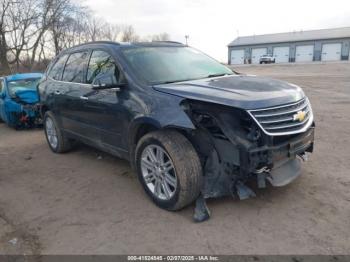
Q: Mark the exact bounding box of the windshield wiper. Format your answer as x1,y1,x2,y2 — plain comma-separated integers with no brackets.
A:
157,79,196,85
207,73,231,78
159,80,185,84
156,73,232,85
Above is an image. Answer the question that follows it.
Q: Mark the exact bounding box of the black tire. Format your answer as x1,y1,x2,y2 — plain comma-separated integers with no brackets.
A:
135,130,203,211
44,111,74,153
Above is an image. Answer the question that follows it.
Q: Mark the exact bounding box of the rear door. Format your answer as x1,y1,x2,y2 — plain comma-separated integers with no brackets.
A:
45,54,69,118
59,50,92,137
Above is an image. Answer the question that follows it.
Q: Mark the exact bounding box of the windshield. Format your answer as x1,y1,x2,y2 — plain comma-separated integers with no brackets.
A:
7,78,41,97
121,46,233,84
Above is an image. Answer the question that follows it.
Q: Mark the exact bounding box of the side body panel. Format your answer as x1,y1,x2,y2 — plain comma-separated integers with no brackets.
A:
38,43,196,161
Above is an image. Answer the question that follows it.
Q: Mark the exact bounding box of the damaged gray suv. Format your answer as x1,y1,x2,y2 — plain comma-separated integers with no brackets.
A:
38,41,315,221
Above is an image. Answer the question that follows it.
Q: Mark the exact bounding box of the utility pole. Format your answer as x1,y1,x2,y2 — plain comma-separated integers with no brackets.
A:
185,35,189,46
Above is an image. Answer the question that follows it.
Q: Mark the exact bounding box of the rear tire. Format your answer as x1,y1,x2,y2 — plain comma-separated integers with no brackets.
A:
135,130,203,211
44,111,74,153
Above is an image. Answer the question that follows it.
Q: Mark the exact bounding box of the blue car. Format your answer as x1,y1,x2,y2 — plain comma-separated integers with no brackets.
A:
0,73,43,129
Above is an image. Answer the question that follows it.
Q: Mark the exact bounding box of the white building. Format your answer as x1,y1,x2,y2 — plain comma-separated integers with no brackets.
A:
228,27,350,64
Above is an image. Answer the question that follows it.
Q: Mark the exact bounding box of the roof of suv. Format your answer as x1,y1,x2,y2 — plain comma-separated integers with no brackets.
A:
59,41,186,55
68,41,185,49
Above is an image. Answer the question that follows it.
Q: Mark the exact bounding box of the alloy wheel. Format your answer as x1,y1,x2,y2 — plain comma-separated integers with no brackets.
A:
140,145,177,200
45,117,58,149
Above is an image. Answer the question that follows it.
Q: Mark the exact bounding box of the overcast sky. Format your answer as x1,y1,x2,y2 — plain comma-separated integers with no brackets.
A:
84,0,350,62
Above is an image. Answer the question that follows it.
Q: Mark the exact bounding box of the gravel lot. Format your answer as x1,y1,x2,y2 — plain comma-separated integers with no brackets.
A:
0,62,350,255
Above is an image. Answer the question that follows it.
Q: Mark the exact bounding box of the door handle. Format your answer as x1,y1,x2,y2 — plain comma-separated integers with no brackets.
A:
79,96,89,100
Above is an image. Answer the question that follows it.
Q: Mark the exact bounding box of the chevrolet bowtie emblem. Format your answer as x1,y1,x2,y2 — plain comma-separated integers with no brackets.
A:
293,110,306,122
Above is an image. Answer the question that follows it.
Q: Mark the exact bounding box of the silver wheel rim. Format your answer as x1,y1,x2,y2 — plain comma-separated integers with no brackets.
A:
141,145,177,200
45,117,58,149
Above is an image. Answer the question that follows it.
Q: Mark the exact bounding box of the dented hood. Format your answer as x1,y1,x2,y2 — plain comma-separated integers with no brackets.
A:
153,75,305,110
14,88,39,104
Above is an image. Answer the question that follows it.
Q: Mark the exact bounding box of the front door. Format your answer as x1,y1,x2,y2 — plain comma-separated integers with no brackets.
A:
81,49,129,152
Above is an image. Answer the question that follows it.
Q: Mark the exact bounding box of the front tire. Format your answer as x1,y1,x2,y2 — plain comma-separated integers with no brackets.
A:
44,111,74,153
135,130,203,211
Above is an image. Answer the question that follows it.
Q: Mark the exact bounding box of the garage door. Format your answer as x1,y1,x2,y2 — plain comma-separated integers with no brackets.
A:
252,48,267,64
230,49,245,64
296,45,314,62
321,43,342,61
273,47,290,63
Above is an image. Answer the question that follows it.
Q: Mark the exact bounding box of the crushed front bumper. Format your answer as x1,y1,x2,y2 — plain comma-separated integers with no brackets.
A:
201,126,315,199
246,127,314,174
5,100,42,128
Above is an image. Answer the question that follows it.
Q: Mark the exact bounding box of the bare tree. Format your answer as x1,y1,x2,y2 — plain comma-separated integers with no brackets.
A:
0,0,16,74
7,0,40,71
151,32,170,41
121,25,139,42
102,23,121,42
0,0,170,75
49,2,89,55
86,16,104,42
28,0,72,69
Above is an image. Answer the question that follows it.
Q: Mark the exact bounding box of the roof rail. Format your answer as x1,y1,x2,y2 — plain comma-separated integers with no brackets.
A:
151,40,184,45
69,41,121,49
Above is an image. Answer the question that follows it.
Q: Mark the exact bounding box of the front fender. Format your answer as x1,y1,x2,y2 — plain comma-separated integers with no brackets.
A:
128,92,195,143
127,96,196,168
128,107,195,148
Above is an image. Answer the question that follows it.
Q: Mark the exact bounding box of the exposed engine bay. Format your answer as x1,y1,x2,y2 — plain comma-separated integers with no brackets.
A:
182,100,314,221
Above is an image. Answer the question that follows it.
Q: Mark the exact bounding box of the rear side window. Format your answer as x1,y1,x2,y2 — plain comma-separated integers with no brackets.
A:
87,50,121,84
62,51,89,83
48,54,68,80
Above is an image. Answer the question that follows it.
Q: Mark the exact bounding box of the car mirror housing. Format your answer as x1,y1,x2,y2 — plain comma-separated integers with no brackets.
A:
92,74,127,90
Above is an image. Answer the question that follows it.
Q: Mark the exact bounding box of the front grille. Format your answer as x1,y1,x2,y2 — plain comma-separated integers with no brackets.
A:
248,97,313,136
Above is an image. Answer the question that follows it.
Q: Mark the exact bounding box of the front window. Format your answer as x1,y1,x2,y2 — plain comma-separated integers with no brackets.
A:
7,78,41,97
121,46,233,84
87,50,122,84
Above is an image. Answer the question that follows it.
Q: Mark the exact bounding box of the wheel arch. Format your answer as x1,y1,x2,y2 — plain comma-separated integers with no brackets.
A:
40,104,50,118
128,116,196,169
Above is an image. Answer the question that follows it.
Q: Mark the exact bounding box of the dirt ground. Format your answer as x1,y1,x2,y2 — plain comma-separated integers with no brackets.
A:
0,62,350,255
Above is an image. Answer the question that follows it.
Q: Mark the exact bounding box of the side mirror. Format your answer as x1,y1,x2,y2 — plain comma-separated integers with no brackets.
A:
92,73,127,91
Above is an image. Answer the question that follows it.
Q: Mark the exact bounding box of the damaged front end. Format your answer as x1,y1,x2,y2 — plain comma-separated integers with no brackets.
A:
181,99,314,222
5,91,42,129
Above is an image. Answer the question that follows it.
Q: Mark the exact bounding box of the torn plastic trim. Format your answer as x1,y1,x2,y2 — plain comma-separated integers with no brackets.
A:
267,157,302,187
182,100,266,200
181,99,314,222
